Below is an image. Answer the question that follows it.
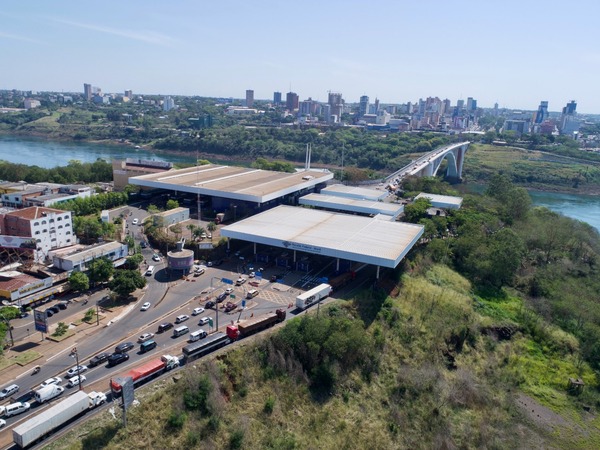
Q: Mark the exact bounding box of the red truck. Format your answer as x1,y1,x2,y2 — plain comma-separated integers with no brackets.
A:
110,354,179,395
226,309,286,340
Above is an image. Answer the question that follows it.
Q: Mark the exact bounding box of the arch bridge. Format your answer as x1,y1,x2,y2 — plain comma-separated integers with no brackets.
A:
385,141,470,184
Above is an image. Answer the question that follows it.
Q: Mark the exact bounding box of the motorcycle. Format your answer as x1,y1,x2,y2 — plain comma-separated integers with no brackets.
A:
32,365,40,375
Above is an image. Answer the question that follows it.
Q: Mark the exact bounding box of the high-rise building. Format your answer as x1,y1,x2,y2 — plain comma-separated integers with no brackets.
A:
83,83,92,101
286,92,299,111
273,91,282,105
359,95,369,116
245,90,254,108
374,98,380,114
442,99,451,115
466,97,475,111
124,89,133,99
163,96,175,112
328,92,344,119
560,100,580,135
534,101,549,124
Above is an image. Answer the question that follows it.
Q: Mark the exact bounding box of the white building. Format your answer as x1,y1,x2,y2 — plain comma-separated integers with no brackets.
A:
0,206,75,263
50,241,129,272
24,99,41,109
163,96,176,112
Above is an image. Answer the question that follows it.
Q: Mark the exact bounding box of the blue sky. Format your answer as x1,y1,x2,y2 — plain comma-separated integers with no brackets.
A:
2,0,600,113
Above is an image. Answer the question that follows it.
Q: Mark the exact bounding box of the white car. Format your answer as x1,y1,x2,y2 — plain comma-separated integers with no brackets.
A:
138,332,155,343
66,365,88,378
141,302,151,311
132,218,139,225
175,314,190,324
192,307,204,316
39,377,62,389
67,375,86,388
235,277,247,286
225,287,234,295
0,418,5,428
152,254,161,262
198,317,210,325
248,272,255,278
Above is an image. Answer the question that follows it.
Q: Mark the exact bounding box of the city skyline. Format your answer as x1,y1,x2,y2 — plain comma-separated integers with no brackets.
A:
2,1,600,113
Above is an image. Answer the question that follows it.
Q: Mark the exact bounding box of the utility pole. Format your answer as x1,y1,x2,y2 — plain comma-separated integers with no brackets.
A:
70,347,83,391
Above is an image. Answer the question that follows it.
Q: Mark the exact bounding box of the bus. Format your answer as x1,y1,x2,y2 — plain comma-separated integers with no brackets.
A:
182,332,231,362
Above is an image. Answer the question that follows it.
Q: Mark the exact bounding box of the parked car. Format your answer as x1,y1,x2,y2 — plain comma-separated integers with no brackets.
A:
225,287,234,295
39,377,62,389
67,375,86,388
138,332,155,343
157,322,174,333
132,218,139,225
248,272,255,278
192,307,205,316
89,352,110,367
249,281,260,287
236,277,247,286
198,317,210,325
0,419,5,428
48,306,61,314
205,301,216,310
152,253,161,262
107,352,129,367
224,302,237,313
140,241,147,248
216,292,228,303
194,267,205,276
44,309,54,318
66,365,88,378
0,384,19,399
56,303,68,310
141,302,151,311
115,342,135,353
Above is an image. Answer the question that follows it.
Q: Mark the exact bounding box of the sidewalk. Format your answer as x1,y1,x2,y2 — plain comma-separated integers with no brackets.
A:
0,289,141,385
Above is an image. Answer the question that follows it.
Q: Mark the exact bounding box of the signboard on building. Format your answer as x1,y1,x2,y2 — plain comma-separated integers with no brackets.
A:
14,277,53,300
33,309,48,333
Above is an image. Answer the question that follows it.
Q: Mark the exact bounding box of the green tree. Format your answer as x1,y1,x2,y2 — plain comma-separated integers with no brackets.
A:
166,199,179,210
125,253,144,270
404,198,432,223
68,271,89,292
207,222,217,233
88,257,114,286
109,269,146,298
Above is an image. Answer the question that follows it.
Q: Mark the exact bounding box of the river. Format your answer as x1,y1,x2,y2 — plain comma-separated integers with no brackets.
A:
0,135,598,232
0,135,197,167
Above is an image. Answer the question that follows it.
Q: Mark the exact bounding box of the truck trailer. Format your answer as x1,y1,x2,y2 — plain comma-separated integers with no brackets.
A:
295,283,332,310
110,354,179,395
12,390,106,448
226,309,286,340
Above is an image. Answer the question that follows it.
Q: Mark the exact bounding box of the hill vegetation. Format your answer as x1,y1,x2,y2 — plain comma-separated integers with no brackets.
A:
47,176,600,449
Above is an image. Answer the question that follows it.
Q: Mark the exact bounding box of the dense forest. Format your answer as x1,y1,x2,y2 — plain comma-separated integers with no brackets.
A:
0,159,113,184
49,176,600,449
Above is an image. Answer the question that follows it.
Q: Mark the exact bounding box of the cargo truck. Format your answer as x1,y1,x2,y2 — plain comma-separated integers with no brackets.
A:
12,390,106,448
110,354,179,395
226,309,286,340
295,283,332,310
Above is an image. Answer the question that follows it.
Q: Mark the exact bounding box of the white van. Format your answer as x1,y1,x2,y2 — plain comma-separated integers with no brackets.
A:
145,266,155,276
0,383,19,400
35,384,65,403
173,325,189,338
5,402,30,417
246,289,259,299
188,329,207,342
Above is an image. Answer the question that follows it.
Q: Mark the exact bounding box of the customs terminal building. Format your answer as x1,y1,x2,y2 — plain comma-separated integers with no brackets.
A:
128,163,424,278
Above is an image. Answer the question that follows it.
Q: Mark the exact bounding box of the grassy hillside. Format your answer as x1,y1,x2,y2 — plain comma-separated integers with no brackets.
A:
48,264,600,450
463,143,600,192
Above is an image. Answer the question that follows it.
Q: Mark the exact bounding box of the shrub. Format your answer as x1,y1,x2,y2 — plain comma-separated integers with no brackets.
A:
229,429,244,450
166,410,187,430
263,395,275,414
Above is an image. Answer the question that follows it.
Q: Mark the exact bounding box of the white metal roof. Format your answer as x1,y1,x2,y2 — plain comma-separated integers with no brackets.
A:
320,184,388,201
414,193,463,209
129,164,333,204
299,193,404,217
221,205,423,268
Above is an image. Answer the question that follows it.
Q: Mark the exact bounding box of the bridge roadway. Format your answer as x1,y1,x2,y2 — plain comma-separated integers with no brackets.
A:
384,141,470,184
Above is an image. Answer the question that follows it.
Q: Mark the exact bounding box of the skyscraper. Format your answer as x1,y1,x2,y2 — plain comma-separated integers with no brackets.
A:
273,91,282,105
534,101,549,124
245,90,254,108
328,92,344,119
286,92,299,111
560,100,579,135
124,89,133,99
163,96,175,112
83,83,92,101
359,95,369,116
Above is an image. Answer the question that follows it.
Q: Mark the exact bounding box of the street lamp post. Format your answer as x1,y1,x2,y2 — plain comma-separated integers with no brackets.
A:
70,347,82,391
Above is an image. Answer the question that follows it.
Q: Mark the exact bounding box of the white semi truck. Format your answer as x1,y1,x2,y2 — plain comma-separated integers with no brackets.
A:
295,283,333,310
13,390,106,448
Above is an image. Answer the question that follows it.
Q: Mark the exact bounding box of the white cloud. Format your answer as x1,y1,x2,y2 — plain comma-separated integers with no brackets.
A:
0,31,44,45
51,18,179,46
